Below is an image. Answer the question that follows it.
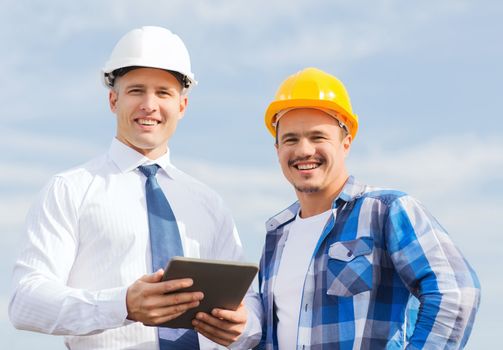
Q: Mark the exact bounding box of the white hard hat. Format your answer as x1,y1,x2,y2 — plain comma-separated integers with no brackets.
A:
102,26,197,90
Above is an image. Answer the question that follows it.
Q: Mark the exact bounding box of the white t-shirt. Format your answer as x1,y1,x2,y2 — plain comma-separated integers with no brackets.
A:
274,209,332,350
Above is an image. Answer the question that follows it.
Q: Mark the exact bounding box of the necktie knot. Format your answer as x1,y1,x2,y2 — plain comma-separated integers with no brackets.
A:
138,164,160,178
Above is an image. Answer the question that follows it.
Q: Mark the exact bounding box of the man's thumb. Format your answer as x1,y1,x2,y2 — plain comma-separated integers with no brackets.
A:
141,269,164,283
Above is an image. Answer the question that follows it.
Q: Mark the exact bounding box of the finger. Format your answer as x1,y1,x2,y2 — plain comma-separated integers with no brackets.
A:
139,291,203,317
162,278,195,293
211,307,247,324
193,313,241,338
194,322,232,347
147,299,201,325
149,278,195,295
143,310,185,326
139,269,165,283
159,291,204,307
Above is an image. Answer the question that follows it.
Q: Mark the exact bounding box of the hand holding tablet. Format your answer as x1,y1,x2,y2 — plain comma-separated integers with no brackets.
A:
160,257,258,329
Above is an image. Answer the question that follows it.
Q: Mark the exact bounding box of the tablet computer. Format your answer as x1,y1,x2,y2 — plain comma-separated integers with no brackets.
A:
160,256,259,329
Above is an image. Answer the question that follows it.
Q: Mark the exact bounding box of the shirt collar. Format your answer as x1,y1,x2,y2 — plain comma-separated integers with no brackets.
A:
336,175,366,204
266,175,366,231
108,138,177,178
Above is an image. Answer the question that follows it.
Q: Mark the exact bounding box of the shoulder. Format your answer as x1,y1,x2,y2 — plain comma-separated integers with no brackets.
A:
355,182,435,231
43,154,111,200
54,154,108,184
338,176,413,210
169,165,227,207
27,154,110,219
343,177,432,228
352,180,426,213
359,183,409,205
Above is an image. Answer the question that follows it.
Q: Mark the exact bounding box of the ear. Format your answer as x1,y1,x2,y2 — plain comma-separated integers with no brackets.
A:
177,95,189,120
275,141,281,163
109,89,118,113
342,134,352,157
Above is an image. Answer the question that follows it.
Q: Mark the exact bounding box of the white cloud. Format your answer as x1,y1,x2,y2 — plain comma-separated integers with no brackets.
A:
0,0,477,101
0,128,102,162
0,194,37,233
212,0,474,68
0,296,8,323
350,134,503,199
349,134,503,258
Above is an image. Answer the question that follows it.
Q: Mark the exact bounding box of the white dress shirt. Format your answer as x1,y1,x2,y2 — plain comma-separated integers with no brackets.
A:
9,139,262,350
273,210,331,350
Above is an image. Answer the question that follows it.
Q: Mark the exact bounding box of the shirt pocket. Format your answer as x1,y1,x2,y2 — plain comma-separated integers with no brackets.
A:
326,237,374,297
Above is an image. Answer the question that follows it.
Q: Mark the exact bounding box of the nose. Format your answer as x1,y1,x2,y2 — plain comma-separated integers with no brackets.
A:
294,138,316,157
139,93,157,114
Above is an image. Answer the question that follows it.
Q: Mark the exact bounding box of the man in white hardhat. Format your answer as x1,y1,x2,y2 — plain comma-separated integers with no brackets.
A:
9,26,262,350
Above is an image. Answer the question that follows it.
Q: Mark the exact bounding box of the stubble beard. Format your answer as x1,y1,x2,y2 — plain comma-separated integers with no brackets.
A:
294,184,320,193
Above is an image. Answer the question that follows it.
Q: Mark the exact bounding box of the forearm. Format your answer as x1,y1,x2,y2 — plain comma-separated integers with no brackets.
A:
407,285,480,349
9,275,129,335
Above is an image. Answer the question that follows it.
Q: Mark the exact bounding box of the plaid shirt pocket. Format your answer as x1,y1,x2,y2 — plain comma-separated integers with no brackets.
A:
326,237,374,297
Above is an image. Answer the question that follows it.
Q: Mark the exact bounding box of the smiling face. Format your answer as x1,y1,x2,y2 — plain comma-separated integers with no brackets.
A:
276,108,352,202
109,67,188,159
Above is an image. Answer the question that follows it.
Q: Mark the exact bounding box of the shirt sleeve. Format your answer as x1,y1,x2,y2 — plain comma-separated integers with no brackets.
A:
384,195,481,349
8,176,129,335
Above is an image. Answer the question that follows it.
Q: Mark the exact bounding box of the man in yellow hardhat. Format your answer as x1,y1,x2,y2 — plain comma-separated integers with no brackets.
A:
257,67,480,349
9,26,262,350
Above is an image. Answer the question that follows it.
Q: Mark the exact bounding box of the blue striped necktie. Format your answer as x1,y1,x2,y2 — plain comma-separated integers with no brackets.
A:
138,164,200,350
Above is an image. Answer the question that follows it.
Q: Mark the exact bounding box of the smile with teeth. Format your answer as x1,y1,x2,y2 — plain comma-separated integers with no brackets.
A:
295,163,320,170
137,118,159,126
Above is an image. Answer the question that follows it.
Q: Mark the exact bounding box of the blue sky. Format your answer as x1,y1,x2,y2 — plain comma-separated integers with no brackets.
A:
1,0,502,348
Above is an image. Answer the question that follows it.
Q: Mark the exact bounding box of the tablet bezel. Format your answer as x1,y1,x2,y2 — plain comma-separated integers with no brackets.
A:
159,256,258,329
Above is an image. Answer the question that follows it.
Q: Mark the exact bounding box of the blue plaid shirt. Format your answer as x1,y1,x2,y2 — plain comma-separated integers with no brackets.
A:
257,176,480,349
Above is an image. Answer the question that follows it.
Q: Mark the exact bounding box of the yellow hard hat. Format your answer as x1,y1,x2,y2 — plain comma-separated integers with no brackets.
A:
264,67,359,139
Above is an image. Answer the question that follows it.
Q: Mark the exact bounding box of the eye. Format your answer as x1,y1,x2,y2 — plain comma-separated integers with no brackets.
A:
128,88,143,95
158,90,174,97
311,135,328,142
282,137,298,145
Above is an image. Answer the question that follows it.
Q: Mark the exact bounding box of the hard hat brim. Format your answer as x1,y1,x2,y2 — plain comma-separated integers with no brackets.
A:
101,64,197,90
265,99,358,139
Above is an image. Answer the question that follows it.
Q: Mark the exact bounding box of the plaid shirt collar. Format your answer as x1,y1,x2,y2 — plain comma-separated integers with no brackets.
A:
265,175,365,232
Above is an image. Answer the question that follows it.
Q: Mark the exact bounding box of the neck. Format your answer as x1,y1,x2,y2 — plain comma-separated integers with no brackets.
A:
297,174,349,218
115,137,168,160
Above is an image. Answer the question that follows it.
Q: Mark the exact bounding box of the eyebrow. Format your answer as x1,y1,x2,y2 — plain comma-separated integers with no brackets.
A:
124,84,178,91
280,132,299,142
157,86,177,92
124,83,145,90
308,130,328,137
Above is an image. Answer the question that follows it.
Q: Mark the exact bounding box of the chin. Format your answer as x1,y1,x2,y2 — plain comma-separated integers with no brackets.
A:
294,185,320,193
